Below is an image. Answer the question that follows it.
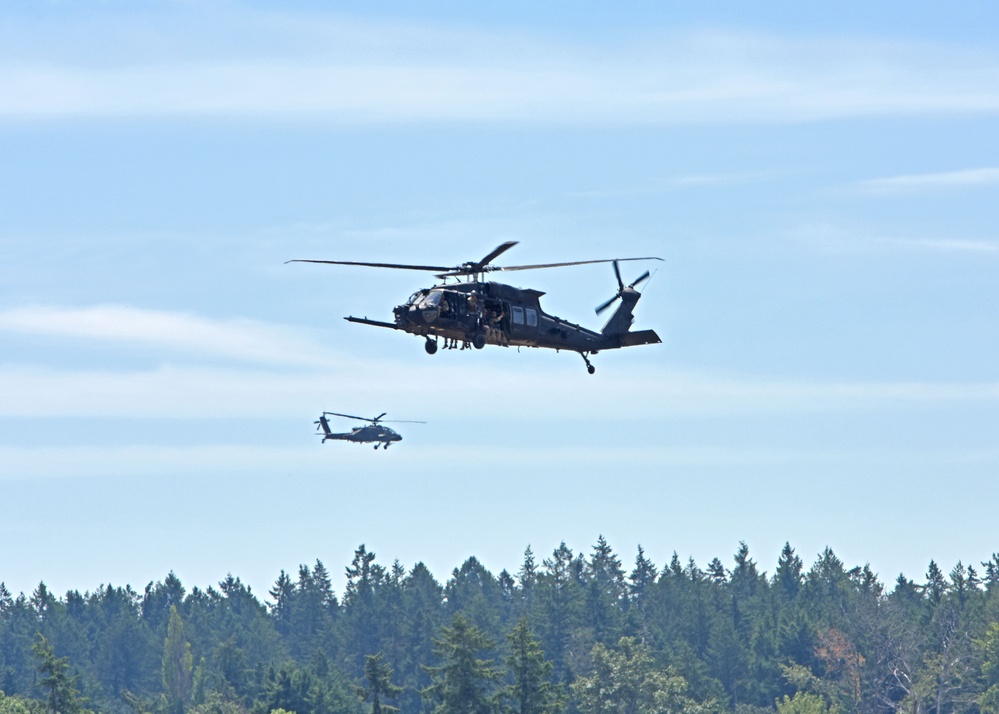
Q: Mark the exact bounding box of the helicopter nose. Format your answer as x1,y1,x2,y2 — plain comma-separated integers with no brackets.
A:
395,304,422,325
411,305,438,324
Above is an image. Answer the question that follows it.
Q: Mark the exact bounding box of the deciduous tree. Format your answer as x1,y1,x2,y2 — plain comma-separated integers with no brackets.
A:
162,606,193,714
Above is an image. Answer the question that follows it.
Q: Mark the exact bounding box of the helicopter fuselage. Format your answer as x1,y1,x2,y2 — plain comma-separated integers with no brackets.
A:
289,241,662,373
316,412,418,450
321,421,401,446
346,280,659,358
329,424,401,443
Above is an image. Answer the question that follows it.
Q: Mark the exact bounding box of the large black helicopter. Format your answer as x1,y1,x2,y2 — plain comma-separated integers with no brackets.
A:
315,411,425,450
289,242,662,373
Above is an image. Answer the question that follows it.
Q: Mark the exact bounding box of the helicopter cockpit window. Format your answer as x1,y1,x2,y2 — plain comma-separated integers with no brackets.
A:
526,308,538,327
512,306,525,325
419,290,444,309
407,290,427,305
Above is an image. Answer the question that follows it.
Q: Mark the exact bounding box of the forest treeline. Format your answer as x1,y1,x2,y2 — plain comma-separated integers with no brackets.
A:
3,539,999,714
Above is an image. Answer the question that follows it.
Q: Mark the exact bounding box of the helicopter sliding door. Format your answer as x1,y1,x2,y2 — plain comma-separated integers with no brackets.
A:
507,304,540,343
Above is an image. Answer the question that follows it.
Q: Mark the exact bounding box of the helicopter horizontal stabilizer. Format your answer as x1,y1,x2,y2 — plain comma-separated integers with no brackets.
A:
617,329,661,347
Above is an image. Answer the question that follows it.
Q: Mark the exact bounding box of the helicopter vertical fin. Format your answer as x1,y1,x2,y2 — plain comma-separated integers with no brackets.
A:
600,297,661,346
317,415,333,439
599,290,640,337
597,261,657,343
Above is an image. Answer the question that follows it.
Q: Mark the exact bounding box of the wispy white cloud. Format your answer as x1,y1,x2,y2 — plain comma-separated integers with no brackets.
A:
0,365,348,418
875,237,999,253
2,359,998,420
5,439,999,482
0,443,824,481
2,307,997,420
2,15,998,123
563,171,784,199
858,167,999,194
615,370,999,418
0,444,313,480
796,223,999,255
0,305,333,367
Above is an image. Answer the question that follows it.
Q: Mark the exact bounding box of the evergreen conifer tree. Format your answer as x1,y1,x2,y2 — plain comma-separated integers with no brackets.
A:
422,613,501,714
505,618,563,714
33,634,91,714
361,653,402,714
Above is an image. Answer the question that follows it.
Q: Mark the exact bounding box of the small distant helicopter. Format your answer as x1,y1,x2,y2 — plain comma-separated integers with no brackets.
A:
289,242,662,373
315,411,425,450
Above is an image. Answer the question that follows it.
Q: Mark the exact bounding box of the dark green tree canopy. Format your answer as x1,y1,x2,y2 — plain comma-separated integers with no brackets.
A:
2,541,998,714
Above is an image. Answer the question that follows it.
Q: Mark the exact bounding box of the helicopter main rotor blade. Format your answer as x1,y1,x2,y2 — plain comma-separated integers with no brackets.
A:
291,250,660,279
287,244,519,276
379,419,428,424
287,259,452,272
613,260,623,291
323,411,375,423
372,412,387,423
490,256,663,273
476,241,519,268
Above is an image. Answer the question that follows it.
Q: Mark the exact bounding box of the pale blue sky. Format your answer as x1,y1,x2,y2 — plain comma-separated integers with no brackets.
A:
2,1,998,599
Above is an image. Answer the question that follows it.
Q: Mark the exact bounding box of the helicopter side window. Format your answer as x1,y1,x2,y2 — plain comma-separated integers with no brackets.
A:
526,308,538,327
511,306,525,325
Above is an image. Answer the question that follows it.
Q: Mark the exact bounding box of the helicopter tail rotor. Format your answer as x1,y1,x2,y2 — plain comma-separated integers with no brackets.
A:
595,261,651,315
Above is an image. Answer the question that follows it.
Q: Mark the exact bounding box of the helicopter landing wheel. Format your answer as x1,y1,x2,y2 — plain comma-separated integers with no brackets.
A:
425,338,438,355
581,352,596,374
472,333,486,350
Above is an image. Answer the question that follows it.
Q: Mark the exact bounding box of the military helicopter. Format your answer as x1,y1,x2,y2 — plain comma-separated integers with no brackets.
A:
315,411,425,450
289,242,662,374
